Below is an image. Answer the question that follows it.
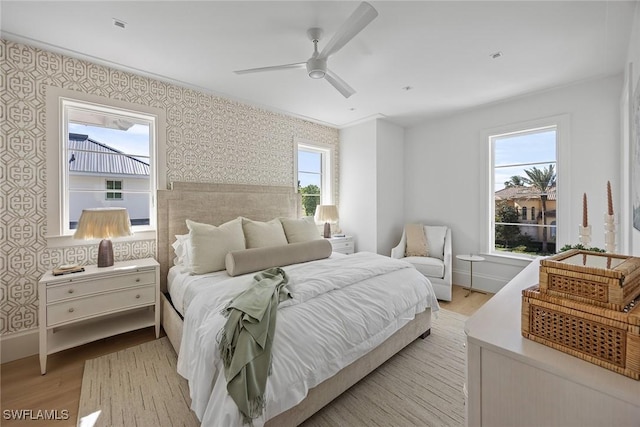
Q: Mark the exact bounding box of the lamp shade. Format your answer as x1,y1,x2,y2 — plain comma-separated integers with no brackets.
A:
74,208,132,267
314,205,339,223
315,205,339,238
74,208,133,240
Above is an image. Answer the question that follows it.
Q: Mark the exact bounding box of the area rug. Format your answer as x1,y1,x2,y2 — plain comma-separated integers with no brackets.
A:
78,309,467,427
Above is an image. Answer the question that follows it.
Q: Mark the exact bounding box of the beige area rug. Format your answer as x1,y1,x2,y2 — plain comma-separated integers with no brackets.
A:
78,309,467,427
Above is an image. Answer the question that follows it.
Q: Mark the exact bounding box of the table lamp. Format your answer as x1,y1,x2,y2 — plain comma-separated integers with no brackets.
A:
315,204,339,238
74,207,133,267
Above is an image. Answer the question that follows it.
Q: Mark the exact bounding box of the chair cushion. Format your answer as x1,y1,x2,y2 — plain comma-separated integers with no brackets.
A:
404,256,445,279
405,223,428,256
424,226,447,261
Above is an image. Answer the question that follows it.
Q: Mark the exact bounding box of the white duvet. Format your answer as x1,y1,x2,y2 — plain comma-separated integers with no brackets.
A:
177,252,439,427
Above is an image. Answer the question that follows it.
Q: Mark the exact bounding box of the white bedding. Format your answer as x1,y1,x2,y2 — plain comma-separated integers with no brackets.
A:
176,252,439,427
167,252,347,316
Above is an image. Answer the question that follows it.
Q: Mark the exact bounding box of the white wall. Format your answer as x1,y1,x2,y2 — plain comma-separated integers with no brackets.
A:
340,121,377,253
69,175,150,223
339,119,405,255
376,119,405,255
404,74,623,293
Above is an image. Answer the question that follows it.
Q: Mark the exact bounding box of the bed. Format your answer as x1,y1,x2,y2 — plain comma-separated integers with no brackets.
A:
157,182,438,426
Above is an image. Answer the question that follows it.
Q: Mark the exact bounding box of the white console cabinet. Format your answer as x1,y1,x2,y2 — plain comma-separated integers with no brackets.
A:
38,258,160,374
465,259,640,427
327,235,354,254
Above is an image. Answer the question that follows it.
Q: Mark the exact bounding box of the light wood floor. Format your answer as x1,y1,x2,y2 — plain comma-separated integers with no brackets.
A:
1,284,492,426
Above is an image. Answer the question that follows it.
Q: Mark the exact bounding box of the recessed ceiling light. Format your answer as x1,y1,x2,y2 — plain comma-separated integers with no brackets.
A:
490,51,503,59
113,18,127,29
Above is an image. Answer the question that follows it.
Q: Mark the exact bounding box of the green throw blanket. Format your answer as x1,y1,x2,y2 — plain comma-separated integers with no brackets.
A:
219,267,291,425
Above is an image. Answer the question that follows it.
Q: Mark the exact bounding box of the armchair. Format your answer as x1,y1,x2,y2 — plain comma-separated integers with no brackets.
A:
391,225,452,301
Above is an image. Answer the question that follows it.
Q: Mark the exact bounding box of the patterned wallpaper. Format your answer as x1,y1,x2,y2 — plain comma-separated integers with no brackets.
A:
0,39,339,335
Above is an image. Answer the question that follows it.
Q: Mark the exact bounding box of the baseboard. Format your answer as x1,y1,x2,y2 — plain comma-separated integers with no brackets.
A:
452,269,510,294
1,328,38,364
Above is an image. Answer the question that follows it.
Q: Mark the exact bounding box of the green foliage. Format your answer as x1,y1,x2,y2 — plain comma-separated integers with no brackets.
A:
495,201,521,248
559,244,606,253
522,165,556,191
299,184,320,216
504,176,525,188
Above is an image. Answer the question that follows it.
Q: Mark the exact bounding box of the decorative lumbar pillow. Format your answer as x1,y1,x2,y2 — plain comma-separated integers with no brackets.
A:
187,218,246,274
405,223,428,257
424,225,447,260
280,217,322,243
242,217,288,248
225,239,332,277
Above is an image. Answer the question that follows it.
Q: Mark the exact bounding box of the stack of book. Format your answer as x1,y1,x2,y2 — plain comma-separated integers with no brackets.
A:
52,264,85,276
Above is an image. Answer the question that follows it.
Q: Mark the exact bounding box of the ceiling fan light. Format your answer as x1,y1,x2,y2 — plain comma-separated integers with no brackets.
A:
306,57,327,79
309,69,326,79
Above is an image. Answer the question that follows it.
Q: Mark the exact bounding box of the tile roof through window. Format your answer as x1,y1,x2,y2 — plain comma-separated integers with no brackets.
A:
494,185,557,201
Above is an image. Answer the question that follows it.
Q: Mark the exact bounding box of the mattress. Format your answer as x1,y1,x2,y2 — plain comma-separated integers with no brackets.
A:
175,252,439,426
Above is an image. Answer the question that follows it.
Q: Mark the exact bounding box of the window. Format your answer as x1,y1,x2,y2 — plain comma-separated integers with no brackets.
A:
296,141,332,217
491,125,558,256
106,180,123,200
62,99,156,233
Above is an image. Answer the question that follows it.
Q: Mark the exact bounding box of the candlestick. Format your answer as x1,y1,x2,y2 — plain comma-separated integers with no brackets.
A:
607,181,614,216
604,212,616,253
582,193,588,227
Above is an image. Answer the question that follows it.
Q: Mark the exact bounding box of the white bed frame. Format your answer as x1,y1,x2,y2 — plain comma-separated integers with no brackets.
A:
156,182,432,426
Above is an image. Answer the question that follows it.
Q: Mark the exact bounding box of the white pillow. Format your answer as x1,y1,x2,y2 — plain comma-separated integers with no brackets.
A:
424,226,447,261
241,217,288,248
280,217,322,243
171,234,191,268
187,218,245,274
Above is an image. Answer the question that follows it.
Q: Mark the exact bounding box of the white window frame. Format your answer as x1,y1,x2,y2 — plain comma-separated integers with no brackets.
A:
295,139,333,205
481,115,571,260
46,87,166,244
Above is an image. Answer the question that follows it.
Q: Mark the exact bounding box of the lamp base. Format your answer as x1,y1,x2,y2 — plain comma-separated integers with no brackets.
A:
323,222,331,238
97,239,114,267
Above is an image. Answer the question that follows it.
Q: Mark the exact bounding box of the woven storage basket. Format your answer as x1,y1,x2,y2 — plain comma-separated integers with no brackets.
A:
522,286,640,380
539,249,640,311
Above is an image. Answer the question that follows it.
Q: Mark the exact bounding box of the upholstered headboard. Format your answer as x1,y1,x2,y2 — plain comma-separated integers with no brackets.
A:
156,182,299,292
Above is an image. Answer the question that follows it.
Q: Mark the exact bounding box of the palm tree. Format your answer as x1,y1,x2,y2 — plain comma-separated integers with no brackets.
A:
504,175,525,188
522,165,556,253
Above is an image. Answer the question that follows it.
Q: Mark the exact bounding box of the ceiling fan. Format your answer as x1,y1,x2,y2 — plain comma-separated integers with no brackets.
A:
234,2,378,98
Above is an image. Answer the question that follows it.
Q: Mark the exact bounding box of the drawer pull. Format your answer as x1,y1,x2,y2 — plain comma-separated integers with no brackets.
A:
68,289,75,294
68,308,75,313
135,294,141,299
136,278,141,283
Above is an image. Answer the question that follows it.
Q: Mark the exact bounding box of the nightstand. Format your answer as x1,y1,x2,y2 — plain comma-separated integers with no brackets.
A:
328,235,354,254
38,258,160,374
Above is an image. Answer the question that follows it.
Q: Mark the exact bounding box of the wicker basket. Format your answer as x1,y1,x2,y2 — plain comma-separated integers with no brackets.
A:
539,249,640,311
522,286,640,380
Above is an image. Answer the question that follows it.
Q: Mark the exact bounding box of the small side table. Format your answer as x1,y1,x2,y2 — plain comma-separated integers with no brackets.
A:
456,254,486,297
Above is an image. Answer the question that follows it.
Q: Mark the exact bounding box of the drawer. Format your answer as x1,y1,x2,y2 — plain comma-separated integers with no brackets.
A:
47,285,155,326
47,270,156,303
334,247,354,255
331,240,353,251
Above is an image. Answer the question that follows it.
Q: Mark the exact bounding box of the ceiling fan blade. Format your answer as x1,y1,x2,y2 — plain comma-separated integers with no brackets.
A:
318,2,378,60
325,69,356,98
234,62,306,74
